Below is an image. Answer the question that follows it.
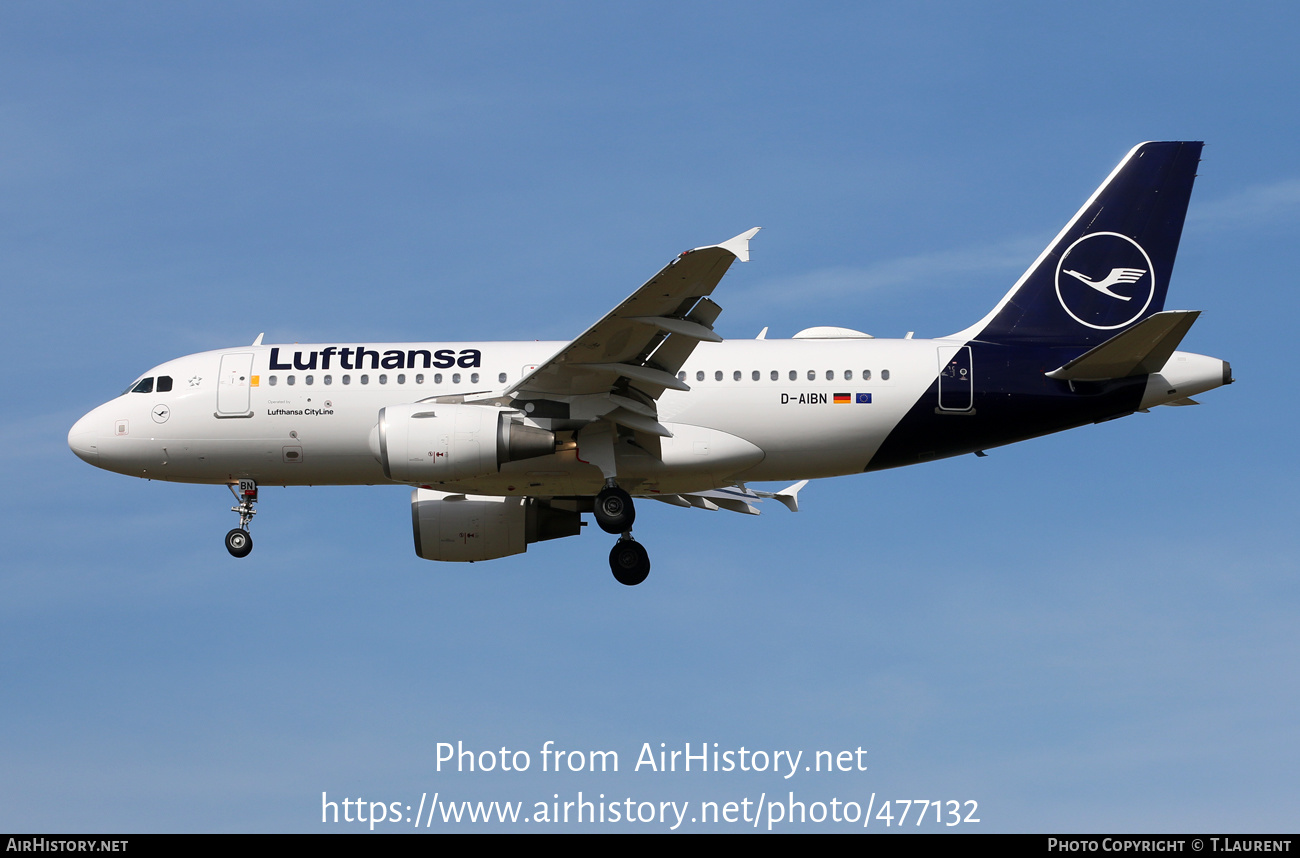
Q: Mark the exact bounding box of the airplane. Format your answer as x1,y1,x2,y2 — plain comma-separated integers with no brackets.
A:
68,141,1231,586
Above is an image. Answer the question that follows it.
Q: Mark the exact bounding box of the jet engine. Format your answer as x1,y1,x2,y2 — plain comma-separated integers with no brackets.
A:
410,489,583,561
372,403,556,483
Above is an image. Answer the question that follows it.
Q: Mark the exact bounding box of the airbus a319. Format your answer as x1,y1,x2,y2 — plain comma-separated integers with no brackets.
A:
68,142,1231,585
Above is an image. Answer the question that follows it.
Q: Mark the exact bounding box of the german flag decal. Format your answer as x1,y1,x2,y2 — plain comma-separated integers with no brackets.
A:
833,393,851,404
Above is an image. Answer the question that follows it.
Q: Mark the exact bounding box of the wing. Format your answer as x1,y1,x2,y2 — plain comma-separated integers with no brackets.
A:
647,480,808,515
506,229,760,429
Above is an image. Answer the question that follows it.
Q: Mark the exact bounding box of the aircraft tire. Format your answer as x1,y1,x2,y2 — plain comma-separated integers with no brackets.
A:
594,486,635,534
609,538,650,586
225,528,253,558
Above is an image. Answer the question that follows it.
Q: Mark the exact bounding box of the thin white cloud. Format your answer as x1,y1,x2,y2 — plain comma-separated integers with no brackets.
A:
1188,178,1300,229
744,236,1044,306
741,178,1300,312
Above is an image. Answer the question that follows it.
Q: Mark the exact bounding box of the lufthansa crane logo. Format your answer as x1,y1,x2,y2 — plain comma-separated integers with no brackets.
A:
1054,232,1155,330
1063,266,1145,300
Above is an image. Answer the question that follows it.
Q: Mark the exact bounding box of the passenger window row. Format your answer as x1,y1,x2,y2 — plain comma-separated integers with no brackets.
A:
132,367,889,394
265,371,511,387
678,369,891,383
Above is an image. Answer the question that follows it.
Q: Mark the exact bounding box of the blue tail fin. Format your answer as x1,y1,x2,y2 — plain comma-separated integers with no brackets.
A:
965,141,1202,347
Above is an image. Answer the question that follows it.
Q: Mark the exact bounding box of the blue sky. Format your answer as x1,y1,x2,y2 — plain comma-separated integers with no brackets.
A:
3,2,1297,832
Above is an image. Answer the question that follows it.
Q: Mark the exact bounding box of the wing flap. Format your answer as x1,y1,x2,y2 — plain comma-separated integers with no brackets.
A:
649,494,693,508
627,315,724,343
604,406,673,437
580,362,690,391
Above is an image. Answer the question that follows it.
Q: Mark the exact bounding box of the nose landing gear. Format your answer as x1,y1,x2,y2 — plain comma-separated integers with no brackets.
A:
225,527,252,558
225,479,258,558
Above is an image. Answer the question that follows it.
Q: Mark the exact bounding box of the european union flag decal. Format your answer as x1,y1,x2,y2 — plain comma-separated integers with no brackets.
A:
856,393,872,404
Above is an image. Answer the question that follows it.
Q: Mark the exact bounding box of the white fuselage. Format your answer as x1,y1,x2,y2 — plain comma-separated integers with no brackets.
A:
68,337,946,495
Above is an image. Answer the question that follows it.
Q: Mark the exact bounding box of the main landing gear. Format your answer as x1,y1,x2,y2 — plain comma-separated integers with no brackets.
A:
597,483,650,586
609,537,650,586
225,479,258,558
594,484,635,534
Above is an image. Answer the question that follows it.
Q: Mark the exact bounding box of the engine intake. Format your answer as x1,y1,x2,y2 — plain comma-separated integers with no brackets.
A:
373,403,555,483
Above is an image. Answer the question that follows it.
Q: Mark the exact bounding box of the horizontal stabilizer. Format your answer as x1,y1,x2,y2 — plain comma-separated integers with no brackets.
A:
1046,310,1200,381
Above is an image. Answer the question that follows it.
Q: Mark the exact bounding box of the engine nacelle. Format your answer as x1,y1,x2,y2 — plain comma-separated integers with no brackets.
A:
411,489,583,562
373,403,555,483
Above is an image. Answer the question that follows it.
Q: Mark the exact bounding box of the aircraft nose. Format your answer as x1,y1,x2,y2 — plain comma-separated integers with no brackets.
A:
68,411,100,466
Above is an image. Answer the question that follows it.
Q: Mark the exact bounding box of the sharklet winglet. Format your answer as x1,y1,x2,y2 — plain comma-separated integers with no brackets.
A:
704,227,761,263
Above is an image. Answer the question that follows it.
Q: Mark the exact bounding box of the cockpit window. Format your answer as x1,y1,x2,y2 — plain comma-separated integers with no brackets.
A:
156,376,173,392
129,377,154,394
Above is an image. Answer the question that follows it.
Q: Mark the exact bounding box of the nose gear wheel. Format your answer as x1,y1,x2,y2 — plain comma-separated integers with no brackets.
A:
225,480,259,558
225,528,252,558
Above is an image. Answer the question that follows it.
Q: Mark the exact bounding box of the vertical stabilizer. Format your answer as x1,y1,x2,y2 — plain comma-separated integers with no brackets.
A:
961,142,1203,347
